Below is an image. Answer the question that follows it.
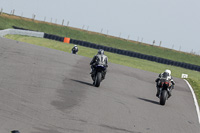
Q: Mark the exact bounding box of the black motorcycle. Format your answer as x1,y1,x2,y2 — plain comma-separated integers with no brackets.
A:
71,47,78,54
158,78,172,105
91,65,106,87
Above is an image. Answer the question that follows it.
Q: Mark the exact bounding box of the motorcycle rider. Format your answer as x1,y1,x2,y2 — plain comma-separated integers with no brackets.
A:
155,69,175,98
71,45,78,54
90,49,108,79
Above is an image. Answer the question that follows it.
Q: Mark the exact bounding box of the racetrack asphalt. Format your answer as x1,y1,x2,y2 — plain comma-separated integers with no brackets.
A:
0,37,199,133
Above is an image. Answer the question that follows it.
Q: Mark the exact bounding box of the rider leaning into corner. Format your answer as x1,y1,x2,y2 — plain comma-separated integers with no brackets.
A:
155,69,175,98
71,45,78,54
90,49,108,79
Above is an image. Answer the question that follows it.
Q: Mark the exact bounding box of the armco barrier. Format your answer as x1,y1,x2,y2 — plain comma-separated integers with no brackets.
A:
0,29,44,38
0,29,10,37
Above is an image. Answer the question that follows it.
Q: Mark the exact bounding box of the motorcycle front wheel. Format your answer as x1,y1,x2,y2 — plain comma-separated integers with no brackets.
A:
160,90,168,105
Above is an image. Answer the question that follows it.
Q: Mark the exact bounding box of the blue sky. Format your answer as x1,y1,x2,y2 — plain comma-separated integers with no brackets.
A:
1,0,200,54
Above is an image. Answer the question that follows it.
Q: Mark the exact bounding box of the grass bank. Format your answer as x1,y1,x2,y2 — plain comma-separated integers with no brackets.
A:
0,13,200,66
5,34,200,105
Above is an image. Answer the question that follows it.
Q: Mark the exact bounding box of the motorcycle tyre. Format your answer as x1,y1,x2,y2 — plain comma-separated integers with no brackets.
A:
94,72,102,87
160,90,168,105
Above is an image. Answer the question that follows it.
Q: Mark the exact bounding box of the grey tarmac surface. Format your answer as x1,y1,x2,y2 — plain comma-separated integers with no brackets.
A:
0,37,199,133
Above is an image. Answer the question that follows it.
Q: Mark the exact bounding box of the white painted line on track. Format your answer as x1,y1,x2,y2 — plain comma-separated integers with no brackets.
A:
184,79,200,124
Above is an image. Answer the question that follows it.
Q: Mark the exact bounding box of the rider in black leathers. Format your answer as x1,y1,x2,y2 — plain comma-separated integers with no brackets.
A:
71,45,78,54
155,69,175,98
90,49,108,79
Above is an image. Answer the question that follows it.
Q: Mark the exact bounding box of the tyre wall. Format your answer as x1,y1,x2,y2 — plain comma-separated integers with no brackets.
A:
68,38,200,72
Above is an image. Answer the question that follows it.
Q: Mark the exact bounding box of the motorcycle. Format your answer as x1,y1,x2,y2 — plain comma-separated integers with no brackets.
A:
91,65,106,87
157,77,172,105
71,47,78,54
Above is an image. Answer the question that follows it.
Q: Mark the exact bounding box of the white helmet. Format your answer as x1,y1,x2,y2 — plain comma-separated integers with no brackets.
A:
165,69,171,76
74,45,77,47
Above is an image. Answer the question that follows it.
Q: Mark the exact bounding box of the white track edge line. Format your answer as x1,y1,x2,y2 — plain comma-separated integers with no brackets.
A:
184,79,200,124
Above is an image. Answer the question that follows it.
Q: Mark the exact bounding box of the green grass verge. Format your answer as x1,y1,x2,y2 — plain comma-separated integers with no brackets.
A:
5,34,200,105
1,13,200,66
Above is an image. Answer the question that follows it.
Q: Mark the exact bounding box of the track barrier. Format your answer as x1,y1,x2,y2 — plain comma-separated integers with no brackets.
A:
3,27,200,72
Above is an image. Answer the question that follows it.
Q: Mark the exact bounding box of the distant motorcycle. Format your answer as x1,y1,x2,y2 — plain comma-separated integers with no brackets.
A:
91,65,106,87
157,77,172,105
71,46,78,54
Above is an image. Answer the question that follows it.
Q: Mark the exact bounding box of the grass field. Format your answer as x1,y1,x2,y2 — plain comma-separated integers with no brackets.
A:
5,35,200,105
0,13,200,66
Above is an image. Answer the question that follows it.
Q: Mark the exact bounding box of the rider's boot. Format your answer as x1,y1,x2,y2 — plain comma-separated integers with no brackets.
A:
156,87,160,97
168,88,172,98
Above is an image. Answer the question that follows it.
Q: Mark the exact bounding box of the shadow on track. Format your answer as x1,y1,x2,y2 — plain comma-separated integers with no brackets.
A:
137,97,159,105
70,79,93,86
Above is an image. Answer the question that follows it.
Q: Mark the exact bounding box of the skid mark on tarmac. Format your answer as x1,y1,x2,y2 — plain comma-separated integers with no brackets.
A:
51,57,91,112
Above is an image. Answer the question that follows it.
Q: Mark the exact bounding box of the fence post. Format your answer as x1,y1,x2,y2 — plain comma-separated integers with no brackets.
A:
190,49,193,54
159,41,162,46
127,35,130,40
62,19,64,25
0,8,3,15
12,9,15,15
67,21,69,26
82,25,85,29
152,40,155,45
119,32,121,38
172,44,174,49
141,38,143,43
32,14,36,20
101,28,103,33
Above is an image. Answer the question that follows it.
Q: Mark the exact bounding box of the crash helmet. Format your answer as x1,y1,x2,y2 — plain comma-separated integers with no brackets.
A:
74,45,77,47
98,49,104,55
164,69,171,76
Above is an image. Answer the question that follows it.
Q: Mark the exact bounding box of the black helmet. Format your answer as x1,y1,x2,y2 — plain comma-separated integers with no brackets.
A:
98,49,104,55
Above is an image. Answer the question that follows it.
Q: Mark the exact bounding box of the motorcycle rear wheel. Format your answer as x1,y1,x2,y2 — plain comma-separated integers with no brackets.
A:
94,72,102,87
